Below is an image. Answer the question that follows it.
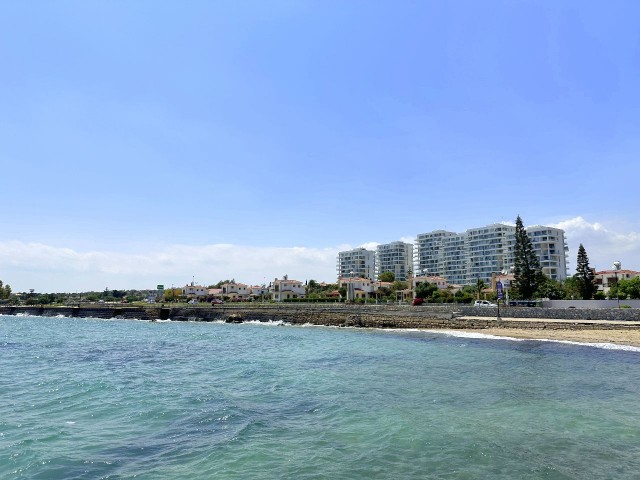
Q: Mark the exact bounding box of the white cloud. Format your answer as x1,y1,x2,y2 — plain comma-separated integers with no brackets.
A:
549,216,640,272
1,216,638,292
0,241,343,292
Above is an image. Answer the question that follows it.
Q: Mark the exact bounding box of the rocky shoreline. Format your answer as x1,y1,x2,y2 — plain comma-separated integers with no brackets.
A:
2,303,640,331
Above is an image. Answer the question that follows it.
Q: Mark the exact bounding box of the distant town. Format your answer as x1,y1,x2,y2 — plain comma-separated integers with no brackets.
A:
1,220,639,306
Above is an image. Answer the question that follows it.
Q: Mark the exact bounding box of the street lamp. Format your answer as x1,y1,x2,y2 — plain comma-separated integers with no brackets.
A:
612,261,622,308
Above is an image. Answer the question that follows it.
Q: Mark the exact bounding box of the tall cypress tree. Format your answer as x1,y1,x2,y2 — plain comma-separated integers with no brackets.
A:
574,243,596,300
513,215,545,299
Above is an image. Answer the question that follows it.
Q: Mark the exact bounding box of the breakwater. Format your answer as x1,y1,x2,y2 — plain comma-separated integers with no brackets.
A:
2,304,640,330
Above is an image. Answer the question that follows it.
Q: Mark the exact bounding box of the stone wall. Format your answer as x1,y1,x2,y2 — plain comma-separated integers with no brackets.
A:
2,304,639,329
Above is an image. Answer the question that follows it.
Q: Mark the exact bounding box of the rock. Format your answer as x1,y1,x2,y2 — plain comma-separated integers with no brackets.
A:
226,313,244,323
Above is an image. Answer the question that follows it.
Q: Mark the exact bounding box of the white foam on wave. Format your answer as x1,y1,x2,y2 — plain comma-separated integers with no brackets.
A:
425,329,640,352
243,320,288,327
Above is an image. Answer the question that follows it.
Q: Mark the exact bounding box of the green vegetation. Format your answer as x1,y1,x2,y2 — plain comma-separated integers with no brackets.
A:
513,215,545,299
415,281,437,299
610,277,640,300
574,244,597,299
378,272,395,282
0,280,12,301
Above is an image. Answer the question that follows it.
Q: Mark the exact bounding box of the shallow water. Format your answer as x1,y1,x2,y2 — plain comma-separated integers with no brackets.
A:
1,315,639,479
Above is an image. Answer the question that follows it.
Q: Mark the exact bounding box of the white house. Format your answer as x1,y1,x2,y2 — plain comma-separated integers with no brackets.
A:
249,285,269,299
182,282,208,298
595,269,640,293
269,275,306,301
339,277,374,300
220,281,250,300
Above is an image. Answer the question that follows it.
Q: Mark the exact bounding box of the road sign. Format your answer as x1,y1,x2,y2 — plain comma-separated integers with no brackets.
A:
157,285,164,291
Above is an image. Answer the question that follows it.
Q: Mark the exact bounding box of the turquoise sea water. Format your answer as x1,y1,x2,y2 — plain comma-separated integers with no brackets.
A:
1,315,640,479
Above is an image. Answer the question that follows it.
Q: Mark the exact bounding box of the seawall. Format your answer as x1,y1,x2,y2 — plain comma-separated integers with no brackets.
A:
2,304,640,331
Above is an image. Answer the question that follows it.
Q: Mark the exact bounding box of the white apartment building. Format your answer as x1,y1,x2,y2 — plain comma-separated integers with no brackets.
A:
527,226,569,281
337,248,376,281
415,222,568,285
269,275,306,302
466,224,516,284
376,241,413,281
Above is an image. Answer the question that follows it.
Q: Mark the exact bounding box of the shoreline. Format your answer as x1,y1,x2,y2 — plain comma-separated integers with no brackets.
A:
463,327,640,348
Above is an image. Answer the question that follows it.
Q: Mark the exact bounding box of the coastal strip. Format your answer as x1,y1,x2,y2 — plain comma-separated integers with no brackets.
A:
2,304,640,347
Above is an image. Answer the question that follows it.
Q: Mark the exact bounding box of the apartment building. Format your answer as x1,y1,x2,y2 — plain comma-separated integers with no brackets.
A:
466,224,516,284
376,241,413,281
527,226,569,281
415,222,567,285
337,248,376,281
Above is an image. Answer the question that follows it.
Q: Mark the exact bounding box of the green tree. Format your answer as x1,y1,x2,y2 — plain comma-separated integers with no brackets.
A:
475,278,486,300
513,215,545,299
378,271,395,282
415,281,437,299
391,281,407,292
535,278,565,300
562,277,581,300
574,244,596,300
617,277,640,299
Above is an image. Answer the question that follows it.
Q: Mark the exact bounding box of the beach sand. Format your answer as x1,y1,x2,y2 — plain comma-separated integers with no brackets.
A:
466,327,640,347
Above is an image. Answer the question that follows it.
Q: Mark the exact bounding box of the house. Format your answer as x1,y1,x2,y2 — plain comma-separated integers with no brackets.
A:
339,276,374,300
182,282,208,299
249,285,269,300
595,269,640,293
220,280,250,300
412,275,448,290
269,275,306,301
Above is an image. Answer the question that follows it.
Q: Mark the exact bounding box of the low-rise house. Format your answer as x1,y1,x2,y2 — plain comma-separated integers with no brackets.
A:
339,277,374,300
595,269,640,293
250,285,269,300
412,275,448,290
220,281,250,300
269,275,306,301
182,282,208,299
208,288,223,298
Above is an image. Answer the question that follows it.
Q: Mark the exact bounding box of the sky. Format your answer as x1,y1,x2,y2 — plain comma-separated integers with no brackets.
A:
1,0,639,292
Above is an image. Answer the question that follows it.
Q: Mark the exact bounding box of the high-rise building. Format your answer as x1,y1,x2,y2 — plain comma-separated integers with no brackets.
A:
376,241,413,281
527,226,569,281
337,248,376,281
415,223,568,285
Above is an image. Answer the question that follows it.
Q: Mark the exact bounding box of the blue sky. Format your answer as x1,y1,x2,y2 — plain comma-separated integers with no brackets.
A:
1,0,639,292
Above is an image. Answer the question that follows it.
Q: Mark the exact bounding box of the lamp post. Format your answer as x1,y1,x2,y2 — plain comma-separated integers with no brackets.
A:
612,261,621,308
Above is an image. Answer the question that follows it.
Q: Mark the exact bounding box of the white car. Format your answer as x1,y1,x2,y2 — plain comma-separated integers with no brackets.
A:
474,300,496,307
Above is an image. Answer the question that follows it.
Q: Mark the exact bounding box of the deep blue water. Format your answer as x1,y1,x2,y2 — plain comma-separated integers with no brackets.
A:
1,315,639,479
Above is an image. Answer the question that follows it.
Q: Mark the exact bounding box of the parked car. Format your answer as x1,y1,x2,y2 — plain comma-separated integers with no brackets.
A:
211,299,224,305
473,300,496,307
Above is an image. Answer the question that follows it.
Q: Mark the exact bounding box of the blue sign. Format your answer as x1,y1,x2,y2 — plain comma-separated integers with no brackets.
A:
496,281,504,300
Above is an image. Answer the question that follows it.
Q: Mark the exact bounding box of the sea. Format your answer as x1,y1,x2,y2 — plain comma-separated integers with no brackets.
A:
1,314,640,479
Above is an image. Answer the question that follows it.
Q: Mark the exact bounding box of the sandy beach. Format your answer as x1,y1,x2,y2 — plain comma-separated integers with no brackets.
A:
467,327,640,347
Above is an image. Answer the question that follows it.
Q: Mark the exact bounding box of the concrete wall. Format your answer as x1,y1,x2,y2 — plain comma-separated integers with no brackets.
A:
541,299,640,309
